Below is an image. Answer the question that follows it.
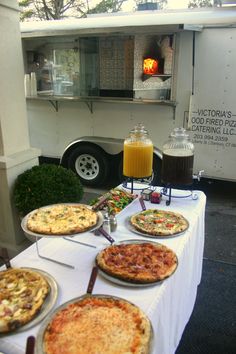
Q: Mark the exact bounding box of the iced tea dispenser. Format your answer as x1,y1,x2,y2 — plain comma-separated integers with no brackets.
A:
161,127,194,185
123,124,153,179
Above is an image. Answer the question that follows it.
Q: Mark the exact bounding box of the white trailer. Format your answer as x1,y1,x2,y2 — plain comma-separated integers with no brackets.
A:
20,8,236,186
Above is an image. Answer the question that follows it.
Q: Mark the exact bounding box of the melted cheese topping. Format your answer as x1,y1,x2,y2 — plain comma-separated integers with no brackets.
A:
27,204,98,235
43,297,151,354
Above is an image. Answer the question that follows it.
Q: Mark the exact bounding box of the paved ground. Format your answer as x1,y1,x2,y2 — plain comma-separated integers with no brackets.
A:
198,179,236,264
175,179,236,354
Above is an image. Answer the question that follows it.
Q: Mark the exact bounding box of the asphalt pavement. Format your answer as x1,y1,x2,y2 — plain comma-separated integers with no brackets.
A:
176,179,236,354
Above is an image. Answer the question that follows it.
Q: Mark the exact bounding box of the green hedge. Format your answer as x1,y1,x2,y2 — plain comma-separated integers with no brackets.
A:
13,164,84,216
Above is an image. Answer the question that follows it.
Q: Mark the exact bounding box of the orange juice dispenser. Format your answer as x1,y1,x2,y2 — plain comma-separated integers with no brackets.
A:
123,124,153,191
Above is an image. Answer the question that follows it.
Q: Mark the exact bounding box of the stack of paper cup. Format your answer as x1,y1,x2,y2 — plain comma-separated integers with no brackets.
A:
24,74,31,96
30,72,37,96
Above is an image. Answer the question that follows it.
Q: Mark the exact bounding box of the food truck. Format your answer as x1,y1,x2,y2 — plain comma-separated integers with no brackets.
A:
20,8,236,186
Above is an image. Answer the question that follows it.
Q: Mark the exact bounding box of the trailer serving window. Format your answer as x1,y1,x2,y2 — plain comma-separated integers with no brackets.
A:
23,32,174,102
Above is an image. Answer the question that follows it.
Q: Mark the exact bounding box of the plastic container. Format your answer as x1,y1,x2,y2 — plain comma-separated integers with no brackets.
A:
123,124,153,178
161,127,194,185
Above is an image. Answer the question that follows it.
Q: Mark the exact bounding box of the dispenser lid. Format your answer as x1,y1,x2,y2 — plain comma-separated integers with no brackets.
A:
170,127,189,139
131,123,147,133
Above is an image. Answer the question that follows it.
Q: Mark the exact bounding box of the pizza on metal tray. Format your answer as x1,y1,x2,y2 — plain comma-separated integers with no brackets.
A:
27,204,98,235
96,242,178,283
130,209,188,236
42,296,152,354
0,268,50,333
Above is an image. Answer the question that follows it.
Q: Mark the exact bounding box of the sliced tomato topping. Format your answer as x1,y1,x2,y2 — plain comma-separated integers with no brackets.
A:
154,219,164,224
166,223,174,228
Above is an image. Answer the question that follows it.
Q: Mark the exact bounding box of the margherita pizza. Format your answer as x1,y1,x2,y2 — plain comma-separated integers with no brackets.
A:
130,209,189,236
0,268,50,333
42,296,152,354
26,204,98,235
96,242,178,284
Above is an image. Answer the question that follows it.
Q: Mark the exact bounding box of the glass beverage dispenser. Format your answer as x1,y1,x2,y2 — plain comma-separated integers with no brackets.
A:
161,127,194,186
123,124,153,179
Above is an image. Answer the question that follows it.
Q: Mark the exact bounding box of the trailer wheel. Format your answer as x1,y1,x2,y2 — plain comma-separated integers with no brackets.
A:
67,144,109,186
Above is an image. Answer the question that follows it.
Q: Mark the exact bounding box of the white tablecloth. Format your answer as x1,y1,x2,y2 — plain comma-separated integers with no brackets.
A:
0,187,206,354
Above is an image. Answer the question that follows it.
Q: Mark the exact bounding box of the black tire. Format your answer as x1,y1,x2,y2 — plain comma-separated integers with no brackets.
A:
117,153,124,184
118,154,162,186
67,144,109,187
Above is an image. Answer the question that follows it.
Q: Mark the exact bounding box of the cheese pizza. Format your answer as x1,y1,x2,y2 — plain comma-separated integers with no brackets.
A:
96,242,178,283
26,204,98,235
42,296,152,354
130,209,189,236
0,268,50,333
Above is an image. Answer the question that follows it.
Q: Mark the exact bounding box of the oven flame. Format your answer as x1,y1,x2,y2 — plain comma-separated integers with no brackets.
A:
143,58,158,75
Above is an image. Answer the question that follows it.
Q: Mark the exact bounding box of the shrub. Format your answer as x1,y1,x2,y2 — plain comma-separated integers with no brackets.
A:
13,164,84,216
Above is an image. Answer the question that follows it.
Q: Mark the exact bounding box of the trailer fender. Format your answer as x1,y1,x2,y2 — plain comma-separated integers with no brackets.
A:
60,137,163,186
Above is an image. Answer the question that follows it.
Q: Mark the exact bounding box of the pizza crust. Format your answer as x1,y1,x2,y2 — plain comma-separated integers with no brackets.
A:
0,268,50,333
96,242,178,284
43,296,152,354
130,209,189,236
27,204,98,235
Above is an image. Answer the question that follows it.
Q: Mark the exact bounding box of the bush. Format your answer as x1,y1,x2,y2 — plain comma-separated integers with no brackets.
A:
13,164,84,216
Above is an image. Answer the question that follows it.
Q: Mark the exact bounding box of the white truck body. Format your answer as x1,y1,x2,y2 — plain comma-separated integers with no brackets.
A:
20,8,236,185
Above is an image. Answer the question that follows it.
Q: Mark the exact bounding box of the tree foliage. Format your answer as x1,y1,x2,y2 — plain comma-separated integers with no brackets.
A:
134,0,167,10
18,0,127,21
188,0,213,8
87,0,126,15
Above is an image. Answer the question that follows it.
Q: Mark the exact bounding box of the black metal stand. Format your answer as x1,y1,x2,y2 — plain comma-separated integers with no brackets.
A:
162,184,198,205
166,186,172,206
122,176,152,194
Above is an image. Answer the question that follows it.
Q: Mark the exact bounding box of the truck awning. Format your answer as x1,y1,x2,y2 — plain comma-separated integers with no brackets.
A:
20,8,236,38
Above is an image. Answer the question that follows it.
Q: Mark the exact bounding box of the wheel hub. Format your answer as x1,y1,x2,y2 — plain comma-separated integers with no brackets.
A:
75,154,99,180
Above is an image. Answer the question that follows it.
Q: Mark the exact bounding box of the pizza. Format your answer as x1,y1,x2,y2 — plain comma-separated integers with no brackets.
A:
42,296,152,354
0,268,50,333
130,209,189,236
26,204,98,235
96,242,178,283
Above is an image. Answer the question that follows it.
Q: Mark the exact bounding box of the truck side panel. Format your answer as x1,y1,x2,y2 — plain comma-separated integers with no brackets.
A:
28,100,175,155
188,28,236,180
